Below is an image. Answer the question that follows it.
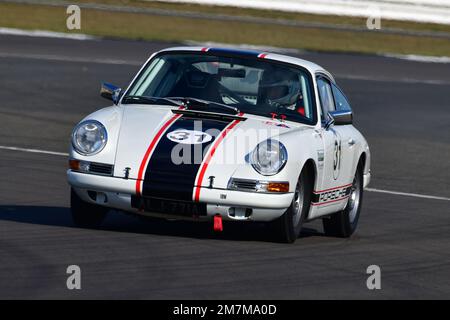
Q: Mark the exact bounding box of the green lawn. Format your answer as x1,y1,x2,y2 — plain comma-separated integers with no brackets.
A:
58,0,450,34
1,1,449,57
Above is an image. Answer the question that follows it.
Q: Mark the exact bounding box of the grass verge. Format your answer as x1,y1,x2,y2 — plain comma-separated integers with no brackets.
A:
78,0,450,34
0,2,449,57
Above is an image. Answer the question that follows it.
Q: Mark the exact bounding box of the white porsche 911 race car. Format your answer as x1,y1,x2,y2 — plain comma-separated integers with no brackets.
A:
67,47,371,243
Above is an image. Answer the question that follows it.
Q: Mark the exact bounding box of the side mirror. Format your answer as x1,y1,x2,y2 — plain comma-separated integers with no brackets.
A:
326,110,352,129
100,82,122,105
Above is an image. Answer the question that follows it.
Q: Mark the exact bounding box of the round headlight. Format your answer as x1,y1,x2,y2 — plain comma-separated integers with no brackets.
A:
72,120,107,155
250,140,288,176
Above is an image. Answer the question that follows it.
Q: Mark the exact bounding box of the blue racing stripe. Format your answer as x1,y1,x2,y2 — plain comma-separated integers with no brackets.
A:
206,47,261,58
140,115,232,201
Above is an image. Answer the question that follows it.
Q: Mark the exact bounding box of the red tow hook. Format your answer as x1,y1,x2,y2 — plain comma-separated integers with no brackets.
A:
213,214,223,232
270,112,278,120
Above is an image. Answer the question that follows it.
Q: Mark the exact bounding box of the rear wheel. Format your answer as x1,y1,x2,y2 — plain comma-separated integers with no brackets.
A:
270,169,312,243
322,163,363,237
71,188,108,228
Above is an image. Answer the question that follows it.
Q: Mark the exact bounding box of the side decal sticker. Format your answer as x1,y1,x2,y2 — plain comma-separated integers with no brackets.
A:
312,183,352,206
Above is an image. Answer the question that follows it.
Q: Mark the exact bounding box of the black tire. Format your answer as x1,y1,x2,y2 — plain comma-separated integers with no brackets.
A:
322,162,364,238
71,188,108,228
270,168,313,243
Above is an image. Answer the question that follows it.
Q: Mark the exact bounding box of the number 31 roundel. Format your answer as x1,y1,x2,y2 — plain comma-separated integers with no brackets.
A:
332,130,342,180
167,129,213,145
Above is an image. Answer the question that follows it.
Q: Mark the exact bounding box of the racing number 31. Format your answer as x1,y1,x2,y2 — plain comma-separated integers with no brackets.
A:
332,130,342,180
167,129,213,145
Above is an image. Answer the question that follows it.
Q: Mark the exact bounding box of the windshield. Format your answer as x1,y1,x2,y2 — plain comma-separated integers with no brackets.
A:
124,51,316,124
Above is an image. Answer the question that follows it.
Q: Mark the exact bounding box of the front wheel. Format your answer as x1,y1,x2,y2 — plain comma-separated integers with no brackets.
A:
71,188,108,228
322,164,364,237
269,169,312,243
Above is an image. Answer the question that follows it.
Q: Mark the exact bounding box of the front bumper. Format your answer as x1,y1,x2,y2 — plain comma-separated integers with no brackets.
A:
67,170,291,221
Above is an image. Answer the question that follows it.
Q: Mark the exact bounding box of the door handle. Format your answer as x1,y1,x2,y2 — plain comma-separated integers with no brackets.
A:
348,138,356,146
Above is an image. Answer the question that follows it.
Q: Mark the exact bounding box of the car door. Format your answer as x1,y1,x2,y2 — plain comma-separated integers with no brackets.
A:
315,76,354,213
330,82,358,184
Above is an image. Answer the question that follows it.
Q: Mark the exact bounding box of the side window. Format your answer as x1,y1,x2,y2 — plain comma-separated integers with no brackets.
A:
316,77,335,120
331,84,352,111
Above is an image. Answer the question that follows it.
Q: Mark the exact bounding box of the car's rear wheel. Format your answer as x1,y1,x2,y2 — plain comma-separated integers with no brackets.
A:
71,188,108,228
322,163,363,237
270,169,312,243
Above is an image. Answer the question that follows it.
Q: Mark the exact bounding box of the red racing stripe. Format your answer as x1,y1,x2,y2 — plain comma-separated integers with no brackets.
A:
135,111,183,196
193,117,242,202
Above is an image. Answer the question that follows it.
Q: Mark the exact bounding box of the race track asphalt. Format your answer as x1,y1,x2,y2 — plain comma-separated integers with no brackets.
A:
0,34,449,299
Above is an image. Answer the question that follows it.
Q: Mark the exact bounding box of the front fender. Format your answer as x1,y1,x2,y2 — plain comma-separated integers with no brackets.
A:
231,126,322,193
69,106,124,165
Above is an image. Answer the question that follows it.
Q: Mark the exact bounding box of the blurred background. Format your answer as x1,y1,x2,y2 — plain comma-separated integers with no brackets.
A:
1,0,450,57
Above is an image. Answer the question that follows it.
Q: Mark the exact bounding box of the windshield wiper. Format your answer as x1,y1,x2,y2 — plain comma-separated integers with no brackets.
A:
122,95,240,115
122,95,181,106
166,97,240,115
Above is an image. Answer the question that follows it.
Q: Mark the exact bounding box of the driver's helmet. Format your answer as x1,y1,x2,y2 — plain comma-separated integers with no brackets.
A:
259,69,302,110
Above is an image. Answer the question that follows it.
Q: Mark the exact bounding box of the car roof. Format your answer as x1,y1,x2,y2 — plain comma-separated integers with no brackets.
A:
156,46,335,83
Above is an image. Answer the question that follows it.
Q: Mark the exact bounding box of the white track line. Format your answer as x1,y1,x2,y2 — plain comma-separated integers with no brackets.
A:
365,188,450,201
2,26,450,65
382,53,450,64
0,27,97,40
0,52,141,66
1,145,449,202
0,145,68,157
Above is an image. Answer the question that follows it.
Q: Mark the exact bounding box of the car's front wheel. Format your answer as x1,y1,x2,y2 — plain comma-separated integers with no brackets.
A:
71,188,108,228
322,163,364,237
270,169,312,243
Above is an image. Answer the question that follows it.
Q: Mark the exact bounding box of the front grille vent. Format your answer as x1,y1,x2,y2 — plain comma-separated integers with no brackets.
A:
89,163,114,176
228,178,258,191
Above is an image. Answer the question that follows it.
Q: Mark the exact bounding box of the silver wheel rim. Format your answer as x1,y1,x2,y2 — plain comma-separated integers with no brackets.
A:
292,180,303,226
347,174,360,223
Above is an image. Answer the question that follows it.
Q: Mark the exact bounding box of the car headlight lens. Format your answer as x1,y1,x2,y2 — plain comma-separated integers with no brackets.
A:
250,140,288,176
72,120,107,155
